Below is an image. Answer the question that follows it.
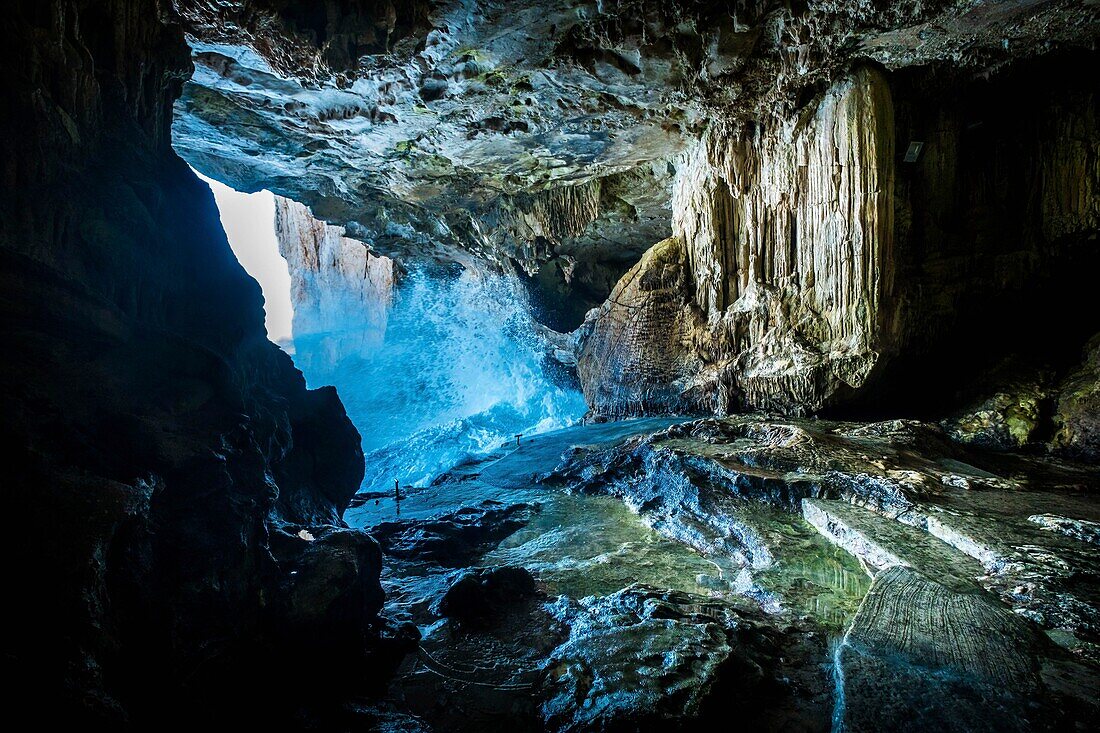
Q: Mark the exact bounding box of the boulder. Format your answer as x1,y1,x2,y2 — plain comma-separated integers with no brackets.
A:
435,566,538,623
942,365,1053,451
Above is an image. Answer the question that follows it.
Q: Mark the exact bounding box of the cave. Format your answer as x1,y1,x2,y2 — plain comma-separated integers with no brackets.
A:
3,1,1099,731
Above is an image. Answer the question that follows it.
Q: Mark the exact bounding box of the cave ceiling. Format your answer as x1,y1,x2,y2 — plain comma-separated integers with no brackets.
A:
171,0,1100,268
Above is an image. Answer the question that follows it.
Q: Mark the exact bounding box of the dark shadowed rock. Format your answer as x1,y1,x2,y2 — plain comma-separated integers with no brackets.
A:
435,566,538,623
942,365,1054,451
371,501,536,566
266,525,386,650
1053,333,1100,463
0,0,383,725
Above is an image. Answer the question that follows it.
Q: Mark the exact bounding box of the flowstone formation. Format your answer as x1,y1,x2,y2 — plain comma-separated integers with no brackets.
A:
578,58,1100,419
579,66,895,416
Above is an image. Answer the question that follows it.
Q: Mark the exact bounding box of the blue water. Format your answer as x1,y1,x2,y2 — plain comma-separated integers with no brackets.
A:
291,265,587,493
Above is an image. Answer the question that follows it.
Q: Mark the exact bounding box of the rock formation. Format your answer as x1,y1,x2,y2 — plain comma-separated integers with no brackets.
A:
0,0,394,725
941,363,1054,451
275,194,397,365
540,415,1100,728
4,0,1100,728
171,1,1099,337
163,0,1100,428
1054,334,1100,461
579,65,895,416
578,56,1100,420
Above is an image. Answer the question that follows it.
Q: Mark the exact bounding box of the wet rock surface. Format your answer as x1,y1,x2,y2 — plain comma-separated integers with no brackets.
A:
1028,514,1100,547
836,567,1050,733
1053,334,1100,463
351,420,856,732
372,501,538,566
364,410,1094,731
539,415,1100,728
542,585,830,733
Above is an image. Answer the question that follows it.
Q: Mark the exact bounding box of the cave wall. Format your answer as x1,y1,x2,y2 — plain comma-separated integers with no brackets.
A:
0,0,387,724
577,56,1099,421
879,56,1099,403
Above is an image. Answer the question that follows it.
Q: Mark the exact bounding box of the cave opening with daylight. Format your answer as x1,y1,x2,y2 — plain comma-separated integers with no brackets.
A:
3,2,1100,731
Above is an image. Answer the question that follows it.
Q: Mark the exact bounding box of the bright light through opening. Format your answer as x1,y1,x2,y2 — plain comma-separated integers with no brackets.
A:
194,169,294,345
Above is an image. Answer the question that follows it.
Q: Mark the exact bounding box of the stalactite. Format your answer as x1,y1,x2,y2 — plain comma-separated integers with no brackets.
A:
578,58,1099,420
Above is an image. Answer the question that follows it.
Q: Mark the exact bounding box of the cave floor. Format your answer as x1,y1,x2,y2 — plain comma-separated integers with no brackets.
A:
346,416,1100,732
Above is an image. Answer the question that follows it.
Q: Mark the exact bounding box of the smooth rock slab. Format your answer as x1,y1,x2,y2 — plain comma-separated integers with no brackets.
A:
802,499,984,591
836,567,1044,733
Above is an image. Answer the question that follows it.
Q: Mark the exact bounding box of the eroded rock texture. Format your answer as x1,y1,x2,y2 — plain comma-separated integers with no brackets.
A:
171,0,1099,343
541,415,1100,727
172,0,699,271
578,57,1100,418
580,66,896,416
164,0,1100,421
837,567,1046,733
275,194,397,355
0,0,391,725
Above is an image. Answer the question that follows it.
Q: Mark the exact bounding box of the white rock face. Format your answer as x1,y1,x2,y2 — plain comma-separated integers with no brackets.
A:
677,66,895,411
578,57,1100,419
274,196,396,353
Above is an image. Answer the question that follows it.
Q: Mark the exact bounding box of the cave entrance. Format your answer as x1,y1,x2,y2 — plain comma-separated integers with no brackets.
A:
197,171,295,347
197,172,586,494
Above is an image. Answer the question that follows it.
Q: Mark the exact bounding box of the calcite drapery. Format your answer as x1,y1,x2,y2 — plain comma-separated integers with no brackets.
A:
578,57,1100,422
579,67,896,417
